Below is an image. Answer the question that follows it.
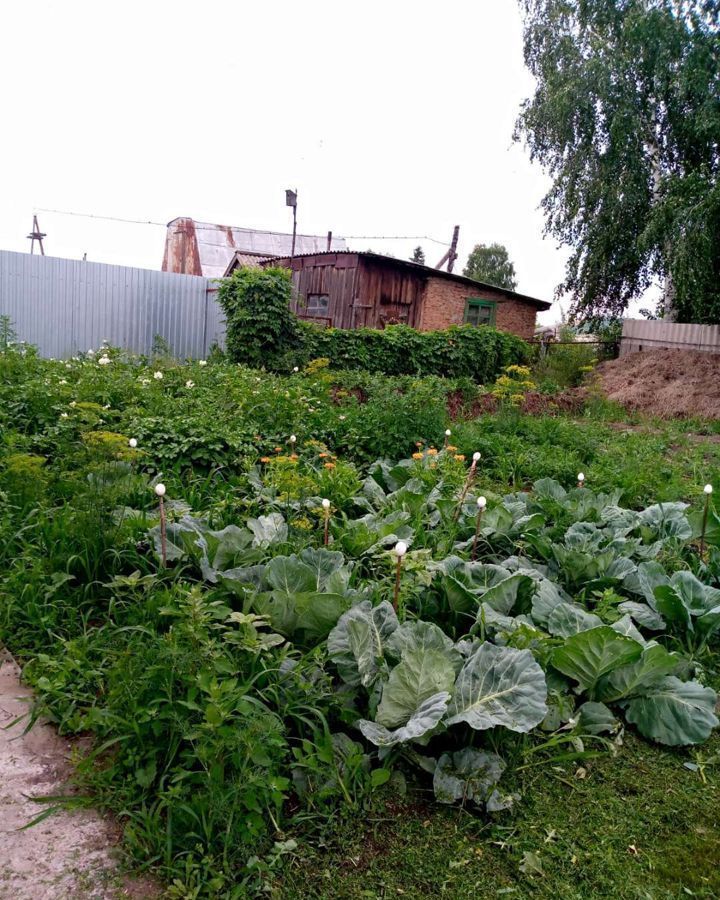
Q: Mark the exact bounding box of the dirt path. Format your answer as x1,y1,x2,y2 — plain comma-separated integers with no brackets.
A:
0,649,156,899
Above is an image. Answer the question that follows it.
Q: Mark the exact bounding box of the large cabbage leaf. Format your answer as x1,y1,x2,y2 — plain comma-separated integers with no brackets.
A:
445,643,547,732
376,647,457,729
625,677,719,746
327,601,398,688
433,748,505,805
595,644,682,703
358,692,450,747
551,626,643,693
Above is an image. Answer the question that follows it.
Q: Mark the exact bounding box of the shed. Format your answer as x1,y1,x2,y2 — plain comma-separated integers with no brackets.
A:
161,217,347,278
260,251,550,339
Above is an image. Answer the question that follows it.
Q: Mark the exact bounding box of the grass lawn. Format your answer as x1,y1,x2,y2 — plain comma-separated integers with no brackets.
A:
278,732,720,899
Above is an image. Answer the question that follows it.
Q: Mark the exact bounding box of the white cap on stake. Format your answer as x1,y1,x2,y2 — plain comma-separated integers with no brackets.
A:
129,438,138,448
477,496,487,509
705,484,713,495
289,434,297,444
394,541,408,557
578,472,585,483
322,498,331,509
472,452,481,462
445,429,452,437
154,483,166,497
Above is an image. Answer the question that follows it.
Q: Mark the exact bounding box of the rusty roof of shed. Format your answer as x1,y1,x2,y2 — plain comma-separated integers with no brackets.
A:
165,218,347,279
264,251,551,309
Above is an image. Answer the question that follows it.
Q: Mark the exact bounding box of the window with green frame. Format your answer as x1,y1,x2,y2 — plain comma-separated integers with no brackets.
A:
464,298,496,326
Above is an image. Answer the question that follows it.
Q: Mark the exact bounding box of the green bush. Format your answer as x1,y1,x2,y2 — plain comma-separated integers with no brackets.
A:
217,267,299,369
297,322,527,382
218,266,527,382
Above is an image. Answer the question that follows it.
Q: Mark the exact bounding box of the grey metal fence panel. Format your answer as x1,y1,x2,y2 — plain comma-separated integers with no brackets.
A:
0,249,227,358
620,319,720,356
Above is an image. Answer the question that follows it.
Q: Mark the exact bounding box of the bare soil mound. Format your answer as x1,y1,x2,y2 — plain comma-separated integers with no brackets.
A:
596,349,720,419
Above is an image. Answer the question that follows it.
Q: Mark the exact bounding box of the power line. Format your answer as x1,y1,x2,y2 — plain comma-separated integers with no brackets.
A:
34,207,166,227
33,207,451,247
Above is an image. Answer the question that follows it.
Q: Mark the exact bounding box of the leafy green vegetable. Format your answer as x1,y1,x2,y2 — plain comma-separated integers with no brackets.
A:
551,626,643,693
445,643,547,732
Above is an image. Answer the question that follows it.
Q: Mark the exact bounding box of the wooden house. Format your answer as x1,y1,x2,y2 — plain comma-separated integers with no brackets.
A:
244,251,550,340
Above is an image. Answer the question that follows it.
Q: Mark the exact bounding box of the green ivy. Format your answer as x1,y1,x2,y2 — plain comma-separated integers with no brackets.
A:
217,267,300,369
219,266,527,383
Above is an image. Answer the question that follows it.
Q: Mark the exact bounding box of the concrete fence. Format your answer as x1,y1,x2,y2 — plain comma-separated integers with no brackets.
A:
620,318,720,356
0,250,225,358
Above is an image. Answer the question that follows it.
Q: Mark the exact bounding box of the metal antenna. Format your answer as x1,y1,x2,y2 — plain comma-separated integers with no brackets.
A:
27,215,46,255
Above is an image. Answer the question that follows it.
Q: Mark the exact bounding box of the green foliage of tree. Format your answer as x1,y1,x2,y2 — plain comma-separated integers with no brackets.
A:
516,0,720,324
463,244,518,290
411,246,426,265
217,267,300,367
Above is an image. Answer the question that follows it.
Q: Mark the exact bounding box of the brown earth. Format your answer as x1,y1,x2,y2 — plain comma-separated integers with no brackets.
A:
0,649,157,899
596,349,720,420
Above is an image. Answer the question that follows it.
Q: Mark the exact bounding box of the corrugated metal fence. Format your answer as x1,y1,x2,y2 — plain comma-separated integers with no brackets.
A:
620,318,720,356
0,250,225,358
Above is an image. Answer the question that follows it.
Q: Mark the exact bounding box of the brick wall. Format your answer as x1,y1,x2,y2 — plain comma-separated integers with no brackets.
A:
417,276,538,340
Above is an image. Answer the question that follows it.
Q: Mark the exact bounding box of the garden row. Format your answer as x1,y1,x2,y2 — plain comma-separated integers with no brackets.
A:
0,344,719,895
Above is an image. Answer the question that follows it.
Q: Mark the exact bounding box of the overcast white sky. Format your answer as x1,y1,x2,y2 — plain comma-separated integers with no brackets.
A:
1,1,603,325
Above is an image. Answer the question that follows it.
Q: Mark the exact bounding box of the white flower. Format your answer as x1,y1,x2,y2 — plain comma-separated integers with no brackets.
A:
185,380,195,388
394,541,408,557
705,484,713,495
322,498,331,510
87,349,95,356
154,371,163,380
198,359,207,366
70,401,77,408
60,412,69,419
154,483,166,497
103,404,110,409
59,379,67,385
129,438,138,449
339,415,346,421
65,363,72,369
140,378,150,386
98,356,111,366
477,496,487,509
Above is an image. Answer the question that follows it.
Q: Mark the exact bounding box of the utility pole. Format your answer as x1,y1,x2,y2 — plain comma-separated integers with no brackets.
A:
326,230,333,251
27,215,46,255
286,189,298,259
434,225,460,272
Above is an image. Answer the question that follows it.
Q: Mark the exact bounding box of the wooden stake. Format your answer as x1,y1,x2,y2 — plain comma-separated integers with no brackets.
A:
700,485,713,557
322,498,331,547
471,497,487,561
392,541,407,612
453,453,480,522
159,496,167,567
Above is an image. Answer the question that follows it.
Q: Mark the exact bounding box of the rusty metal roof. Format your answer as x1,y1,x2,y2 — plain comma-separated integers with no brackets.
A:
264,250,552,309
163,218,347,279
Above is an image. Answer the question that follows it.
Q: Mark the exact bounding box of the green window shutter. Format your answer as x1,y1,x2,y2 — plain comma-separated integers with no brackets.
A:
464,298,496,327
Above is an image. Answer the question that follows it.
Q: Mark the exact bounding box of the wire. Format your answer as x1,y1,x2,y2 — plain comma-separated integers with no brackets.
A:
33,208,451,247
343,234,449,246
34,208,166,227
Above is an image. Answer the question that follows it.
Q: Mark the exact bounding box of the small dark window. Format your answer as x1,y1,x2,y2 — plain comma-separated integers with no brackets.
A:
306,294,329,315
465,298,496,326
